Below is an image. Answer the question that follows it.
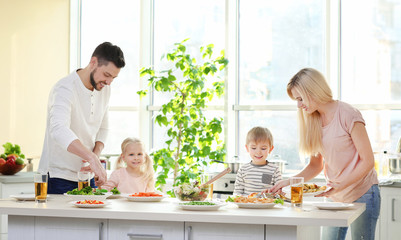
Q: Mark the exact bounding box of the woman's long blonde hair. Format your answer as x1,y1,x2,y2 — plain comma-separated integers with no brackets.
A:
115,137,155,189
287,68,333,156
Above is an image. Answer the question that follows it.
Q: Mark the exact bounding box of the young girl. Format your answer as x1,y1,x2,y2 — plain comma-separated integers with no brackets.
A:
269,68,380,240
234,126,282,196
101,137,155,193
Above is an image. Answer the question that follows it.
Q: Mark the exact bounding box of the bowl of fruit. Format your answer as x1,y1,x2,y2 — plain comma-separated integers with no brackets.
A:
0,142,26,175
174,182,209,201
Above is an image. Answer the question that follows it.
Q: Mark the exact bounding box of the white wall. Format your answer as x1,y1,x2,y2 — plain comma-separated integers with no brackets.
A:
0,0,70,170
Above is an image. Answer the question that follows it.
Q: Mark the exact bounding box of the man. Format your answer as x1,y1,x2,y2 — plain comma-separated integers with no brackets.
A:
38,42,125,194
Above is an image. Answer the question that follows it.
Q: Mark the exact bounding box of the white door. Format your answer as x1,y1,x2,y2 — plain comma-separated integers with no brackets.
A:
380,187,401,240
108,219,184,240
185,222,264,240
35,217,107,240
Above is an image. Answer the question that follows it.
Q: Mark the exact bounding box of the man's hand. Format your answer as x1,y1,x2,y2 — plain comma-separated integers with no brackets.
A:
87,156,107,186
67,140,107,185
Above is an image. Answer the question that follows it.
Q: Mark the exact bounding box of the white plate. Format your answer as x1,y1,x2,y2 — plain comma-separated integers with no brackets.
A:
64,192,111,201
10,194,36,201
107,194,122,199
125,194,166,202
179,202,226,211
234,202,276,209
282,186,327,197
70,200,109,208
313,202,354,210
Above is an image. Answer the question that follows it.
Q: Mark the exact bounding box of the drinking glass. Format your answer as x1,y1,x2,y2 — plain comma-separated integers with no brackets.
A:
34,173,48,203
77,171,91,190
290,177,304,207
201,173,214,200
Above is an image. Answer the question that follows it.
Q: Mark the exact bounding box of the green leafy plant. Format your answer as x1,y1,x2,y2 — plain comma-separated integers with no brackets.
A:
138,39,228,192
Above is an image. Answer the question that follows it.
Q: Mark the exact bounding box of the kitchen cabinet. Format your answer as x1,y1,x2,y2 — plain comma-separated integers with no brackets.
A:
379,185,401,240
185,222,264,240
9,216,107,240
0,172,34,240
108,219,183,240
0,195,366,240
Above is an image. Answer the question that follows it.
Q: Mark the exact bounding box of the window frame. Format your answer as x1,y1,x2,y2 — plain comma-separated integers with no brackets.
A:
71,0,401,170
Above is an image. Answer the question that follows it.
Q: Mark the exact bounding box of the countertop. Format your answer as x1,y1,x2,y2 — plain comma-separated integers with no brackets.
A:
0,195,365,227
379,181,401,188
0,171,34,183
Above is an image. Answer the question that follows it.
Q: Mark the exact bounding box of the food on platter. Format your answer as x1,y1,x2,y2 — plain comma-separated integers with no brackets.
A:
71,200,109,208
226,194,284,205
0,142,26,175
129,192,163,197
180,201,216,206
125,192,165,202
66,186,107,195
76,200,104,205
303,183,327,193
110,187,121,195
64,186,112,201
174,182,209,201
178,201,226,211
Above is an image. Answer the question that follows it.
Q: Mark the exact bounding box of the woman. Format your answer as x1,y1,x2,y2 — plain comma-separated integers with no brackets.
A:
269,68,380,240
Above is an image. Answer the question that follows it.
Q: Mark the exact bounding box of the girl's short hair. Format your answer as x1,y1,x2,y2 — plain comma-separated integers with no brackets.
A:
246,126,273,147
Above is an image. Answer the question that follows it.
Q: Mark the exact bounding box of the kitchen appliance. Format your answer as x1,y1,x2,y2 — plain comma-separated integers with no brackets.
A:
211,173,237,198
269,154,288,173
389,155,401,174
212,156,241,174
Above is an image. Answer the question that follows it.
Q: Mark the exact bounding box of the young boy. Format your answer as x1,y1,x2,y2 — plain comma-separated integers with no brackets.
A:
233,126,282,196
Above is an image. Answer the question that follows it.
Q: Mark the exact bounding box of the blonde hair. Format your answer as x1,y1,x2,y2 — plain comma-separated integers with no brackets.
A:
287,68,333,156
246,126,273,148
116,137,155,189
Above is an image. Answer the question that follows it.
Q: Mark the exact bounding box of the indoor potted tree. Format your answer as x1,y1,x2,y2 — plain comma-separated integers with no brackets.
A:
138,39,228,192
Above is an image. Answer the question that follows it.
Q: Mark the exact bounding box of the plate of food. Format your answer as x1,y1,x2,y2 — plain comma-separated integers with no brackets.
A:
178,201,226,211
10,194,36,201
283,183,328,197
64,186,112,201
313,202,354,210
302,183,328,196
71,200,109,208
125,192,166,202
234,202,276,209
106,187,122,199
226,194,284,209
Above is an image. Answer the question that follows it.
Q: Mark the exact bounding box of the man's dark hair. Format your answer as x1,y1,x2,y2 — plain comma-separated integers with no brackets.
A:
92,42,125,68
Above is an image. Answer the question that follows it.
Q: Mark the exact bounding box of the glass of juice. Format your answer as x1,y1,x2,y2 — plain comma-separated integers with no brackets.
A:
34,173,48,203
290,177,304,208
77,171,91,190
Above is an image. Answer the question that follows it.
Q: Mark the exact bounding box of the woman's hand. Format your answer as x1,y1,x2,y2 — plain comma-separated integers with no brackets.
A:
314,187,336,198
266,179,290,193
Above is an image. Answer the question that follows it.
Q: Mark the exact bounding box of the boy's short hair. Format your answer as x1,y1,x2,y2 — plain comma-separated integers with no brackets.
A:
246,126,273,146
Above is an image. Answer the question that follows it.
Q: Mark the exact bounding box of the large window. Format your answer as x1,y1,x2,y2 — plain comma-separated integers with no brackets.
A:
75,0,401,173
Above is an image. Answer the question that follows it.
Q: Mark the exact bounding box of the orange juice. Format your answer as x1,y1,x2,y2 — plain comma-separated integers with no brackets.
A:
291,186,303,206
208,184,214,200
78,181,89,190
35,182,48,202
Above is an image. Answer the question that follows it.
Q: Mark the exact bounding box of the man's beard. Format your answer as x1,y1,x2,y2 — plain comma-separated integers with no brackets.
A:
90,69,99,91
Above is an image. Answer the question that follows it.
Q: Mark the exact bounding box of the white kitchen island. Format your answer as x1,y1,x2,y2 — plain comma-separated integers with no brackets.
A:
0,195,365,240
